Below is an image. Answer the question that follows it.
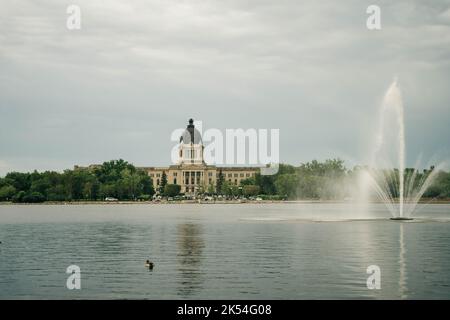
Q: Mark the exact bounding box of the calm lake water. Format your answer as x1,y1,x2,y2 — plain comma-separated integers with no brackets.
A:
0,203,449,299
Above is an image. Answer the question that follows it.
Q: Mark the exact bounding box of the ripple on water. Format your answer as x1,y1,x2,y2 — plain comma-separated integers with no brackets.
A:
0,204,450,299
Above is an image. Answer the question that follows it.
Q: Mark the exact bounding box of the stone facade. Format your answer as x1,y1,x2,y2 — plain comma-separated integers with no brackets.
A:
145,119,260,195
145,165,259,195
75,119,261,196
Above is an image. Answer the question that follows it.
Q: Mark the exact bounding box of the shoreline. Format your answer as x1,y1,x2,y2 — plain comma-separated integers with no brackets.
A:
1,199,450,205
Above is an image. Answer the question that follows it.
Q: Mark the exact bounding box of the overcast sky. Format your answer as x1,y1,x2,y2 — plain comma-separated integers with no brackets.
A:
1,0,449,175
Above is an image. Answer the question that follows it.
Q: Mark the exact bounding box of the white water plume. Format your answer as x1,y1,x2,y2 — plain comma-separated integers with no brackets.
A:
361,78,442,218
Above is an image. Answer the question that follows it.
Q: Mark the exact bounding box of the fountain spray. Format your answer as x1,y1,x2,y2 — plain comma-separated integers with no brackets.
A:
385,79,406,218
369,78,411,220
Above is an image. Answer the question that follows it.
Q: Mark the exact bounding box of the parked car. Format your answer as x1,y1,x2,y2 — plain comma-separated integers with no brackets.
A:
105,197,118,202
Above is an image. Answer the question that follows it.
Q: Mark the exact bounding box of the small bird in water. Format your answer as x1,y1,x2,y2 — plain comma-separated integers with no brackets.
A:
145,260,154,269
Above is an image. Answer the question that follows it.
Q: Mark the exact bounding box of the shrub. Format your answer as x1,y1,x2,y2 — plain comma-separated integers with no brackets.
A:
243,185,260,197
137,194,151,201
22,192,46,203
0,185,16,201
163,184,181,197
12,191,26,203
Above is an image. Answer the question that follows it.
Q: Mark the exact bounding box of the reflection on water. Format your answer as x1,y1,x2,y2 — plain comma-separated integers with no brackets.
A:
0,204,449,299
398,224,407,299
176,223,204,297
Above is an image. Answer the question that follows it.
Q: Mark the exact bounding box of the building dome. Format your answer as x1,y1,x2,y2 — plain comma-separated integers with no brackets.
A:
180,118,202,144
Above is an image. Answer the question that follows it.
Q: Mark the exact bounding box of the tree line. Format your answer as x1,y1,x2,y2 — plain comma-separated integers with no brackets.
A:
0,160,154,203
1,158,449,203
216,159,450,200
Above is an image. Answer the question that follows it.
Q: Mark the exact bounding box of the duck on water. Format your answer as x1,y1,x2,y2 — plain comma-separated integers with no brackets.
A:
145,260,154,269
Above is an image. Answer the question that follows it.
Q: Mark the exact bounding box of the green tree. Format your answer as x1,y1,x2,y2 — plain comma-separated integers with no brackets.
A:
63,169,92,200
120,169,142,200
164,184,181,197
140,172,155,196
30,176,51,197
12,191,26,203
243,185,260,197
207,184,215,194
94,159,135,184
424,170,450,199
47,184,67,201
222,181,239,197
0,185,16,201
240,177,256,186
255,174,276,195
5,172,31,191
274,174,299,199
99,183,117,199
83,179,100,200
160,171,168,193
216,169,224,194
22,192,46,203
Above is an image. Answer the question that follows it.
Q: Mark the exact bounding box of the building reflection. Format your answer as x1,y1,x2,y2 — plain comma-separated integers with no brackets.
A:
398,223,408,299
176,222,204,297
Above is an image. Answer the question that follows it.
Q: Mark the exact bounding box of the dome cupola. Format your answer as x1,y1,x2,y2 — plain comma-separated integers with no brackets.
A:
177,119,204,165
180,118,202,144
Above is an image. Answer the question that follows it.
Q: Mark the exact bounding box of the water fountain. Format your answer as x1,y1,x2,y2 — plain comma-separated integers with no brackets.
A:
361,78,441,220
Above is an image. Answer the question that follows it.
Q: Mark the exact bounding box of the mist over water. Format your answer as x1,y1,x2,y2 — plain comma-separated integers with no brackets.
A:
358,79,443,219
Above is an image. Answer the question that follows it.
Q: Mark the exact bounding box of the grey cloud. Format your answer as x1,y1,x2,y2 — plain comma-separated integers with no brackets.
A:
1,0,449,175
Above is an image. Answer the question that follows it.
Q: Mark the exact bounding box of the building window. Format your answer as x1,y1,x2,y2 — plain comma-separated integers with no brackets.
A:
228,173,232,178
246,173,250,177
173,172,177,177
157,179,160,185
234,173,238,177
150,173,154,177
234,179,238,185
156,173,160,177
209,178,212,184
174,178,177,185
208,172,212,177
240,173,244,177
